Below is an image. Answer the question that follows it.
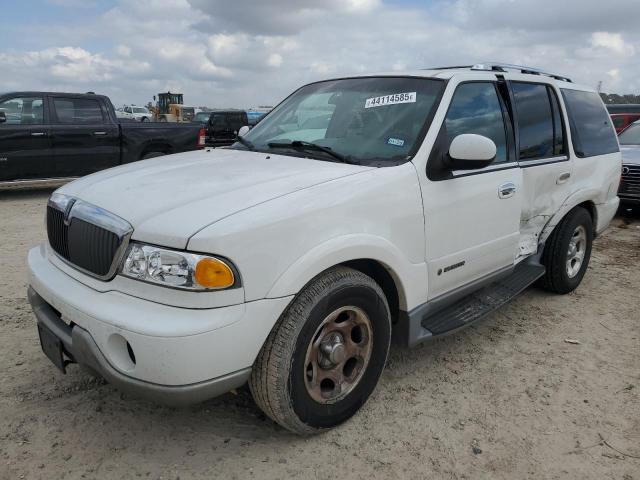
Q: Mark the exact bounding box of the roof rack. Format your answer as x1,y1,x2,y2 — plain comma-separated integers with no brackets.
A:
429,63,572,83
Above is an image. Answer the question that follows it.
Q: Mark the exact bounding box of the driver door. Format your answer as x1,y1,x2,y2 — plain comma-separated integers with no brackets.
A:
423,81,523,299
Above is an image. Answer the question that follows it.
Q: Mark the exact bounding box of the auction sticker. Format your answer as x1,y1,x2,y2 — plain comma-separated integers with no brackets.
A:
365,92,416,108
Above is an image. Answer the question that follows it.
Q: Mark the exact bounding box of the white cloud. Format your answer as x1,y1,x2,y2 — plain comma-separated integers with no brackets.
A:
1,0,639,107
116,45,131,57
590,32,634,56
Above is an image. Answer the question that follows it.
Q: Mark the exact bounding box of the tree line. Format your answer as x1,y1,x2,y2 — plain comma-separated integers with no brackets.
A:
600,93,640,104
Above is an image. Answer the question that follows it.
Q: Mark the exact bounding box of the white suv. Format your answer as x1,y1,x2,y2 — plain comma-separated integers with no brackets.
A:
28,64,621,434
123,105,151,122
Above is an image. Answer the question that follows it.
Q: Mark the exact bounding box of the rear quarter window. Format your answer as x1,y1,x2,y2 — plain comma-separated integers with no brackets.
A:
560,89,619,157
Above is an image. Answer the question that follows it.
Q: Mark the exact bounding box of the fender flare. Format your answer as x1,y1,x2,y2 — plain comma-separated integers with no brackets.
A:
540,189,599,243
265,234,424,310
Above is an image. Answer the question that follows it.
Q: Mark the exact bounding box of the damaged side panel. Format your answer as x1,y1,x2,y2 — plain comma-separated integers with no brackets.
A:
517,161,573,259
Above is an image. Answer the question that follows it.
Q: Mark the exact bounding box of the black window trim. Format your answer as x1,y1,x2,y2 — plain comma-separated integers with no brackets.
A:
508,80,569,167
427,79,518,181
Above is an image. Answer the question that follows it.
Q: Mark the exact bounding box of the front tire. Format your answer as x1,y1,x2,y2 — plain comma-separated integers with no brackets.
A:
249,266,391,434
540,206,593,294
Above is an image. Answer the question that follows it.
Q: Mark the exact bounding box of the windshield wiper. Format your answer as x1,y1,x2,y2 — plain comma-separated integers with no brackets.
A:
235,135,256,151
267,140,355,164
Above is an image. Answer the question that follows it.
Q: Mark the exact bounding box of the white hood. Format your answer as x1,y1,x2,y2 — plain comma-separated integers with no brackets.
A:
59,149,373,248
621,146,640,166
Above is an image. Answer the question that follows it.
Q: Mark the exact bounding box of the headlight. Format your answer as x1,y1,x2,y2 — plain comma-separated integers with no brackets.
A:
120,243,237,290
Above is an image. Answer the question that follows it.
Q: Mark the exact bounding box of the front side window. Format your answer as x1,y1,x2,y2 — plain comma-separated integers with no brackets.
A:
511,83,555,160
0,97,44,125
560,89,619,157
444,82,508,164
238,77,445,165
618,123,640,145
53,98,104,124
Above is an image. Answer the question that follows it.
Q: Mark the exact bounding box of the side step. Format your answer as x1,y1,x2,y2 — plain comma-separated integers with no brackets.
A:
421,262,544,335
395,261,545,347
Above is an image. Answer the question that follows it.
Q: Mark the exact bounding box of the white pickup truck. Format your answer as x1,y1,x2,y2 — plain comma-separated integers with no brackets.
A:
28,63,621,434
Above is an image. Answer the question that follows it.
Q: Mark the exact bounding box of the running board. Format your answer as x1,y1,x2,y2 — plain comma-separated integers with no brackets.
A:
395,261,545,347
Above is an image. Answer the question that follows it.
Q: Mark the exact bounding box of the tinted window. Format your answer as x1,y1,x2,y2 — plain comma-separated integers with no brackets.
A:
444,82,508,163
0,97,44,125
549,88,566,156
561,89,619,157
53,97,104,124
512,83,555,160
618,123,640,145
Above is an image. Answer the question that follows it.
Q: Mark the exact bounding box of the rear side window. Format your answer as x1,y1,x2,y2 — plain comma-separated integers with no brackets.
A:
53,97,104,124
561,89,619,157
512,83,558,160
444,82,508,164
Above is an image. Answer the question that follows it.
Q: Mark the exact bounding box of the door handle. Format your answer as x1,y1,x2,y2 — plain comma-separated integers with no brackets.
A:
498,182,517,199
93,131,108,136
31,132,47,137
556,172,571,184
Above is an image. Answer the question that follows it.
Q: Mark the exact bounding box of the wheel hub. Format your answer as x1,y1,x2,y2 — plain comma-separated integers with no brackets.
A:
319,332,346,367
304,306,373,404
566,225,587,278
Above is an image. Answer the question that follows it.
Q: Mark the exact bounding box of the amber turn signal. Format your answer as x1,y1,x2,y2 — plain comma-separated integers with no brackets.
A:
194,257,235,289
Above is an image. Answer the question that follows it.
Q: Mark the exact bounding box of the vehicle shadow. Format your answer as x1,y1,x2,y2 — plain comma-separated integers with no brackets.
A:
0,187,56,200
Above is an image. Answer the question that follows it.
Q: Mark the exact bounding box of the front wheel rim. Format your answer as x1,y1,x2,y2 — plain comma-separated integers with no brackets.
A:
566,225,587,278
303,306,373,404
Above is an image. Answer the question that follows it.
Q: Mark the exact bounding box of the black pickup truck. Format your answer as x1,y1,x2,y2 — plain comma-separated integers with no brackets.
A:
192,110,248,147
0,91,205,188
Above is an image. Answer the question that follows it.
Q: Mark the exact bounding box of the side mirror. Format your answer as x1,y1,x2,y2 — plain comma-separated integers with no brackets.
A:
447,134,496,169
238,125,250,137
0,111,6,123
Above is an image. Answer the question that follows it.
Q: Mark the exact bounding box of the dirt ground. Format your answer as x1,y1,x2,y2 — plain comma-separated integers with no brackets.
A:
0,189,638,480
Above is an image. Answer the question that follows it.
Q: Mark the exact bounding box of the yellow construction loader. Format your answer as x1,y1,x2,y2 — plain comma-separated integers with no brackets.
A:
150,92,195,122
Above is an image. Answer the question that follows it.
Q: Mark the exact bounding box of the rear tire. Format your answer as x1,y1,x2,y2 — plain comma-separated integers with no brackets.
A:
249,266,391,435
539,207,593,294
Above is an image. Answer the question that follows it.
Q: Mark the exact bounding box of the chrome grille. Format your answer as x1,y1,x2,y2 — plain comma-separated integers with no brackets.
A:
620,164,640,197
46,194,133,279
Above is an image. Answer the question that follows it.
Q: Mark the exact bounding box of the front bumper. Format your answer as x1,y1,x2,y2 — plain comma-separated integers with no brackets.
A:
27,244,293,405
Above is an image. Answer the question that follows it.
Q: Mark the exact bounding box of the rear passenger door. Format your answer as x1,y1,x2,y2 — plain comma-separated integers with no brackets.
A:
0,95,52,181
507,81,572,258
49,96,120,178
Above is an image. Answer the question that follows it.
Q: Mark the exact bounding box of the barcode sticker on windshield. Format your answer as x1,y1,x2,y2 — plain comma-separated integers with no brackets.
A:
365,92,416,108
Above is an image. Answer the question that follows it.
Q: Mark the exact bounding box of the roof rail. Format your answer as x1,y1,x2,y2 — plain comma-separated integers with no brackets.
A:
429,63,572,82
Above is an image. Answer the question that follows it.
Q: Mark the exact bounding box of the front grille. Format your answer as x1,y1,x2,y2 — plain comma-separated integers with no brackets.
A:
46,195,132,279
620,164,640,197
47,206,70,259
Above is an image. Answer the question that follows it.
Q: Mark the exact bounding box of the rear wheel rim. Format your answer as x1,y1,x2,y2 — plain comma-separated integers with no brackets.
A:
566,225,587,278
303,306,373,404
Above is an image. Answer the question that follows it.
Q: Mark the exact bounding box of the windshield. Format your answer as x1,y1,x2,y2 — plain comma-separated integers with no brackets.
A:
132,107,147,113
193,112,210,122
619,123,640,145
236,77,444,164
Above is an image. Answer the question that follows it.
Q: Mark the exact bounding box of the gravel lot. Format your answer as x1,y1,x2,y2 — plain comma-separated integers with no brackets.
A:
1,190,638,480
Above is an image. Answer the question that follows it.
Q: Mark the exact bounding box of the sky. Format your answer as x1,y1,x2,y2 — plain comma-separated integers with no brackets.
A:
1,0,639,108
